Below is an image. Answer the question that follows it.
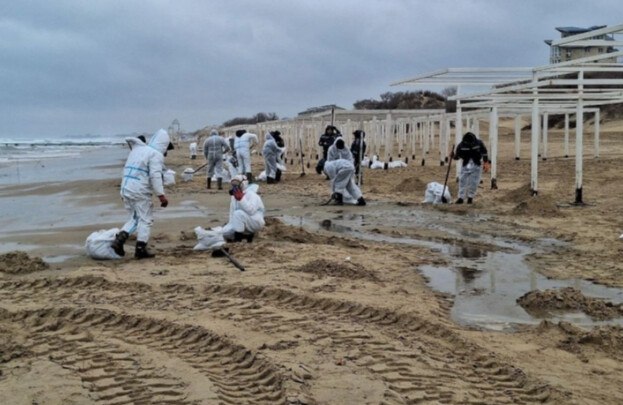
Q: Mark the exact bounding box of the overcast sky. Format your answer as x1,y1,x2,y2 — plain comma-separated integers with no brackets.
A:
2,0,622,137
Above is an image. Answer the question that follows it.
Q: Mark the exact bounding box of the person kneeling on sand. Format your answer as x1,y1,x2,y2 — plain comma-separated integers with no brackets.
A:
221,174,265,242
321,158,366,206
111,129,174,259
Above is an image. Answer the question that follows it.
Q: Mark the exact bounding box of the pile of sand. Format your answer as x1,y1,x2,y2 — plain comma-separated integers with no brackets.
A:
294,259,379,281
537,321,623,361
518,287,623,320
0,251,49,274
392,176,428,193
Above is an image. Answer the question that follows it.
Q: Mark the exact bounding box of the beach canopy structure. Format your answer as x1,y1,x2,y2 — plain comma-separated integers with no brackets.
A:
391,23,623,203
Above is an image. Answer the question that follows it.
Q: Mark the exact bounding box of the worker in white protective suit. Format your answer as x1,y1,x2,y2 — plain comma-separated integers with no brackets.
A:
327,138,353,162
233,129,259,182
203,129,230,190
221,174,265,242
111,129,173,259
322,158,366,206
262,131,284,184
189,142,197,159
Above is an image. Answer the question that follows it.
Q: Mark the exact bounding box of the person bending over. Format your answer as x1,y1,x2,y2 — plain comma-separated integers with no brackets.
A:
453,131,489,204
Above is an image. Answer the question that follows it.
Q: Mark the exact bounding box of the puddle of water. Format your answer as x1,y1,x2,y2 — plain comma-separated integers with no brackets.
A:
44,254,79,264
279,210,623,331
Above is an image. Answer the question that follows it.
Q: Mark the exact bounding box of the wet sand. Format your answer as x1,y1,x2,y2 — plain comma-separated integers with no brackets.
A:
1,124,623,404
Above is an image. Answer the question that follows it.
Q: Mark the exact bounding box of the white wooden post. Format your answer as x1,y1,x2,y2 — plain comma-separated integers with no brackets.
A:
514,115,521,160
490,106,498,189
530,91,540,196
564,114,570,158
542,113,548,161
455,90,463,181
575,71,584,204
594,110,600,158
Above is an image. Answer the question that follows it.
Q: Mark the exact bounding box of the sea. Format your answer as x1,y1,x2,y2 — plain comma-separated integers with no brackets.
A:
0,133,134,186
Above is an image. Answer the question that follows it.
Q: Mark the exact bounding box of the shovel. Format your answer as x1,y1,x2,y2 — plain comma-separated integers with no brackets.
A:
441,144,454,204
218,247,246,271
193,162,208,174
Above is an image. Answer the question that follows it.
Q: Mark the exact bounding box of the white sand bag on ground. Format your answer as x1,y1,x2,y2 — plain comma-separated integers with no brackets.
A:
85,228,122,260
423,181,451,204
193,226,226,250
163,169,176,186
182,168,194,182
257,170,267,182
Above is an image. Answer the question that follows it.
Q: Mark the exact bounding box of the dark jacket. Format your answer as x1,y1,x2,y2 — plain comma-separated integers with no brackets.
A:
319,132,336,159
351,139,367,163
454,132,488,167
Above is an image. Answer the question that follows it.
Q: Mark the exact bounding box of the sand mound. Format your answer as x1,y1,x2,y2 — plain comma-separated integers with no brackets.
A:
499,183,533,203
294,259,379,281
538,321,623,360
518,287,623,320
0,251,49,274
499,183,564,217
393,177,427,193
262,217,325,244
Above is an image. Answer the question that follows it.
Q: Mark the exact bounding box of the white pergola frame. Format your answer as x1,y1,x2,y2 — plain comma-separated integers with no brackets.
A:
391,24,623,203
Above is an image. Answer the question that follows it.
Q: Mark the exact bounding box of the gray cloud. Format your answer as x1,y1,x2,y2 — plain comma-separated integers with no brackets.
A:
1,0,622,137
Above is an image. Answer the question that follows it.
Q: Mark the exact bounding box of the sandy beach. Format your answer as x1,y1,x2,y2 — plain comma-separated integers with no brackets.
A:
1,123,623,404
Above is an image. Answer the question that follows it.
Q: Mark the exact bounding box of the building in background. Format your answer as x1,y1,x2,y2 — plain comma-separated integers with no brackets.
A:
545,25,618,64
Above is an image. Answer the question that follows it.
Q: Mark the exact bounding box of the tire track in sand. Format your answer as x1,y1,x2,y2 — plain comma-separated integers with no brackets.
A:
0,306,287,405
0,276,556,404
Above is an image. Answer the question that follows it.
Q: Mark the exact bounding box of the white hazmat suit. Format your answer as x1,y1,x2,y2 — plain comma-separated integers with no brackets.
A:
221,175,265,240
327,139,353,162
203,129,230,188
323,159,365,205
234,130,259,177
262,132,283,182
118,129,170,244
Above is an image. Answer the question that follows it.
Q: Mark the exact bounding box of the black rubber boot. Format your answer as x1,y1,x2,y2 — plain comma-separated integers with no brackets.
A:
111,231,129,257
356,196,366,206
135,241,155,259
467,197,473,204
233,232,254,243
207,177,212,189
333,193,344,205
275,169,282,182
217,178,223,190
245,172,254,183
267,177,275,184
456,198,464,204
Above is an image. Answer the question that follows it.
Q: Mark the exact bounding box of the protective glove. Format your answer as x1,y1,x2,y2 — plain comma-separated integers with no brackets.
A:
158,195,169,207
482,161,491,173
233,188,244,201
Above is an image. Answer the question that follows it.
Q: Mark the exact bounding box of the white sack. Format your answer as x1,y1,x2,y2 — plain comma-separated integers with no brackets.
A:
163,169,176,186
193,226,226,250
85,228,122,260
181,167,194,182
423,181,451,204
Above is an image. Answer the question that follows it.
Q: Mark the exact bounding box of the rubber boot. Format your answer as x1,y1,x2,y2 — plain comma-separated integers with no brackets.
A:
135,241,155,259
333,192,344,205
111,231,129,257
246,172,254,183
234,232,255,243
456,198,464,204
217,178,223,190
467,197,473,204
275,169,282,182
207,177,212,189
356,196,367,206
267,177,275,184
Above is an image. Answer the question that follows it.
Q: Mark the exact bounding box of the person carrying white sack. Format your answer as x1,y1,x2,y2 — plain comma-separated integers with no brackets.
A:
234,129,259,182
111,129,173,259
322,158,366,206
262,131,284,184
203,129,230,190
221,174,265,242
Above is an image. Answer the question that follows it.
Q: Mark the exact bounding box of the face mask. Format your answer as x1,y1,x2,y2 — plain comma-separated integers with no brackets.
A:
229,184,241,196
